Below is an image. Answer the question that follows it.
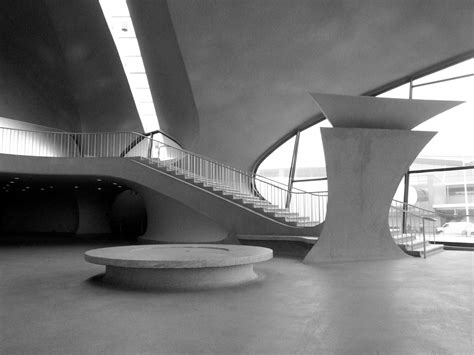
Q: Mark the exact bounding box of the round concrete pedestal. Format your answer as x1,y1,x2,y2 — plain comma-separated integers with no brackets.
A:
85,244,273,290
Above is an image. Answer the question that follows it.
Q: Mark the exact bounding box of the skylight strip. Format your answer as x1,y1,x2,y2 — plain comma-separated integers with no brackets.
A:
99,0,160,133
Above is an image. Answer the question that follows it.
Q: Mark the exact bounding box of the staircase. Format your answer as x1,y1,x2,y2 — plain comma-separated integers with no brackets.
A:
390,200,444,258
0,126,445,257
135,156,323,227
394,235,444,257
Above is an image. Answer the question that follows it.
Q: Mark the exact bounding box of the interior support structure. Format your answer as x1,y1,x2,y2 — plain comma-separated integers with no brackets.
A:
304,93,463,263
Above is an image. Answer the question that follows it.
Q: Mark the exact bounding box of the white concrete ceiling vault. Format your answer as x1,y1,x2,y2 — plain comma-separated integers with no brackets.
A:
166,0,474,171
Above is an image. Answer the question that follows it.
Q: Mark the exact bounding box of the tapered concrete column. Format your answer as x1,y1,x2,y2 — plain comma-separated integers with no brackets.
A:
304,93,463,263
304,128,435,262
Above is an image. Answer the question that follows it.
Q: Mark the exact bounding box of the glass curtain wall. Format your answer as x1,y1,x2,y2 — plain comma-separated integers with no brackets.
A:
256,56,474,235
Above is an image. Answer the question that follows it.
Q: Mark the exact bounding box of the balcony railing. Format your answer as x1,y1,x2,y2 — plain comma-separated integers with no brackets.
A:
0,127,327,225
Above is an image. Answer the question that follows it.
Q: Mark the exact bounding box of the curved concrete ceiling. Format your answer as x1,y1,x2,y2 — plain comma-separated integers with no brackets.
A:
127,0,200,148
167,0,474,170
44,0,143,133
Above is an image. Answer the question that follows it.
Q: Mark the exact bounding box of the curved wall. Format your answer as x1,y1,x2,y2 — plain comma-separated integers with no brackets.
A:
0,0,143,134
168,0,474,171
127,0,200,148
0,0,79,131
139,189,228,243
44,0,143,133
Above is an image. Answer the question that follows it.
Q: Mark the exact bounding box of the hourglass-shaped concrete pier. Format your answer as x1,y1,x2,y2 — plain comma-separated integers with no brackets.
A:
304,93,463,263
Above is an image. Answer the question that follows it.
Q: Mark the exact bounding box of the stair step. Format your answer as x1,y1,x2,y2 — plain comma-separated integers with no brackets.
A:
411,244,444,257
221,191,255,198
212,185,241,195
295,222,318,227
246,201,274,207
399,239,426,250
284,216,311,222
263,207,290,213
139,159,321,228
274,212,299,217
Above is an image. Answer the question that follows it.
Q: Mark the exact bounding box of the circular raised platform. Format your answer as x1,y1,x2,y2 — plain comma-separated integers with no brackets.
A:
85,244,273,290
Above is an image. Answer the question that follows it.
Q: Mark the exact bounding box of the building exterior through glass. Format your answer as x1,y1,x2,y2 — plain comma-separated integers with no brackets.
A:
256,57,474,235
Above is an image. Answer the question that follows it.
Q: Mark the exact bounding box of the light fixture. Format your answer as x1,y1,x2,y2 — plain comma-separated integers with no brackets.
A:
97,179,102,182
74,186,79,189
49,186,54,189
14,177,19,180
97,187,102,191
26,187,30,189
40,188,45,191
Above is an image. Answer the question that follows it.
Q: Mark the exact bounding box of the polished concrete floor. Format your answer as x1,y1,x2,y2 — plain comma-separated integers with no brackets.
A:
1,241,472,354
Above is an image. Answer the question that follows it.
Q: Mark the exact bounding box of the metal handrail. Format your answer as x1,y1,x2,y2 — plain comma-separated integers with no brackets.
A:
0,126,327,224
393,198,474,219
392,199,440,217
0,126,319,195
389,202,438,256
138,129,182,148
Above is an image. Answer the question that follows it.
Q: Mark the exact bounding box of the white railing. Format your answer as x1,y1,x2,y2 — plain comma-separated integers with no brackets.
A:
389,199,438,252
0,127,327,225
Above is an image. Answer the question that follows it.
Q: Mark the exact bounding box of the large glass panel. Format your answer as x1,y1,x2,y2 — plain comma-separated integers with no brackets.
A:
413,75,473,101
256,136,295,187
413,58,474,86
293,120,332,181
412,75,474,170
292,180,328,193
392,177,407,203
408,169,474,235
291,181,328,222
377,83,410,99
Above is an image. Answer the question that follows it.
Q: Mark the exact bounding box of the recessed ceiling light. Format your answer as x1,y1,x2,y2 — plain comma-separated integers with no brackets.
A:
112,182,117,185
117,185,122,188
74,186,79,189
40,188,45,191
21,189,25,192
49,186,54,189
14,177,19,180
97,179,102,182
10,181,14,184
26,187,30,189
6,184,10,187
97,187,102,191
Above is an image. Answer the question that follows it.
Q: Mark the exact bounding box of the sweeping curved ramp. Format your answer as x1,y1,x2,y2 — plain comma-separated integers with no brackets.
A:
0,151,323,243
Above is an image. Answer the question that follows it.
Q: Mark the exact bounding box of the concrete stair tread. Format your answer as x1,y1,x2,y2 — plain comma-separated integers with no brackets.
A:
404,243,444,257
140,158,320,229
296,222,319,227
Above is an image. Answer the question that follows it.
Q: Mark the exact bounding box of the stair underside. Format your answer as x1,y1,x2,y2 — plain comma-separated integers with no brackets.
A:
145,159,320,228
